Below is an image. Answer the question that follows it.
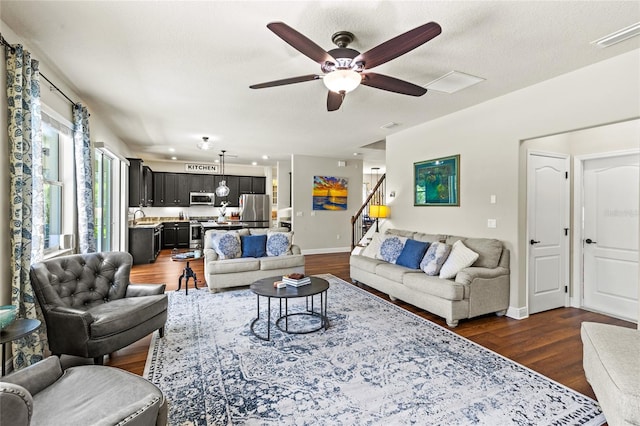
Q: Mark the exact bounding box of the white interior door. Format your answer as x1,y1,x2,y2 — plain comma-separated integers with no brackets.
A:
582,153,639,321
527,152,570,314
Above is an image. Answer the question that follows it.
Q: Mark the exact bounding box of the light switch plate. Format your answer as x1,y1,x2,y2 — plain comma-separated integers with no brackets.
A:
490,195,497,204
487,219,497,228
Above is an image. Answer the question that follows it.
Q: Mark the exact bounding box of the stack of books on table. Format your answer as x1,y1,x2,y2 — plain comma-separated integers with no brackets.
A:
283,274,311,287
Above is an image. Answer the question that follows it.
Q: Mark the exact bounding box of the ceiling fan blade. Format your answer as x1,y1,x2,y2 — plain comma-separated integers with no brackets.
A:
354,22,441,70
327,91,344,111
250,74,321,89
361,72,427,96
267,22,336,65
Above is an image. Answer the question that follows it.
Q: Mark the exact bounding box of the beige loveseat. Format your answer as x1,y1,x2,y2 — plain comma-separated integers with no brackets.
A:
350,229,510,327
581,322,640,426
204,228,305,292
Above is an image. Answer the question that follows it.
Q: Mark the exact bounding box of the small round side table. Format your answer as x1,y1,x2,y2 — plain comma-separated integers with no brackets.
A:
0,318,41,376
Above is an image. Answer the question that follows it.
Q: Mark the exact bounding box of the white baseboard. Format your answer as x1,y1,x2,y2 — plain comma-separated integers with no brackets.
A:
506,306,529,320
301,247,352,255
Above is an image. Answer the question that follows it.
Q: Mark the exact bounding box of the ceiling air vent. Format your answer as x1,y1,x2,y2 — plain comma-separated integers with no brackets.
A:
424,71,485,94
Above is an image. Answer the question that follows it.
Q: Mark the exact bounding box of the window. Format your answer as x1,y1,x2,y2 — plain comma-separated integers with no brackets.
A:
41,108,74,254
42,124,63,251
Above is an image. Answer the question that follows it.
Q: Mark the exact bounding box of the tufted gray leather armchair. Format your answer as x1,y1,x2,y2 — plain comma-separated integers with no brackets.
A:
29,251,167,364
0,356,167,425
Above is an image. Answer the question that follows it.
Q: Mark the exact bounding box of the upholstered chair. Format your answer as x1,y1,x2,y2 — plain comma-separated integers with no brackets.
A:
0,356,167,425
29,251,167,364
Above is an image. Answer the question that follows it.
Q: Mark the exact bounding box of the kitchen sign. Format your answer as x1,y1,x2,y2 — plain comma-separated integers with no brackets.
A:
185,163,219,174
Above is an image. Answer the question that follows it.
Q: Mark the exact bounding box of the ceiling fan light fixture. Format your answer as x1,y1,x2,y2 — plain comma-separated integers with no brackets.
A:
323,69,361,93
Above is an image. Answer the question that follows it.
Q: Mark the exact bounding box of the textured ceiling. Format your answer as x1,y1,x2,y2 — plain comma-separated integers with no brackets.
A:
2,1,639,172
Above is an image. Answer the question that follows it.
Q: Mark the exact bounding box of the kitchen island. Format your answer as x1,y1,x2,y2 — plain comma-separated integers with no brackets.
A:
128,222,163,264
200,221,245,231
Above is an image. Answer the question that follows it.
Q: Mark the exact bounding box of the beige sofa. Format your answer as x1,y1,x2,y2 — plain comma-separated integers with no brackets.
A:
350,229,510,327
581,322,640,426
204,228,305,292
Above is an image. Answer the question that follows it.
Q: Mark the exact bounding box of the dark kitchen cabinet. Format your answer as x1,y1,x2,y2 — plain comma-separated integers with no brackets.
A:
143,166,154,206
238,176,266,196
251,177,266,194
162,173,190,207
190,174,216,193
128,158,145,207
238,176,252,195
153,173,165,206
162,222,189,249
127,159,154,207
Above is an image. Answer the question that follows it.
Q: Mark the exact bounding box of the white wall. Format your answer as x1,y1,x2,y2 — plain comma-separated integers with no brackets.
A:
387,49,640,313
291,155,363,253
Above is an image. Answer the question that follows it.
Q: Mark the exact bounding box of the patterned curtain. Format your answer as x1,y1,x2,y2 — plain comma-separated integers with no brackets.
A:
6,44,46,368
73,104,96,253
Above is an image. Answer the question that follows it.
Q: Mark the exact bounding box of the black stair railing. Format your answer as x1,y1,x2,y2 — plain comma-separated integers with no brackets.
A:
351,173,386,250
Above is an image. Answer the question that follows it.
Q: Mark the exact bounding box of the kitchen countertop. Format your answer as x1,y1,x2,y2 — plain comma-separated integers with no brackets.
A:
129,222,163,229
130,217,245,229
200,221,245,228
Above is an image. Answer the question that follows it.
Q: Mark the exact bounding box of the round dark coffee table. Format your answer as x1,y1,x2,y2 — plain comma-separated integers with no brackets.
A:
250,276,329,341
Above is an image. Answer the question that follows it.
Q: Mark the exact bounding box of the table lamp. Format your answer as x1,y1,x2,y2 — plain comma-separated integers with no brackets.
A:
369,205,389,233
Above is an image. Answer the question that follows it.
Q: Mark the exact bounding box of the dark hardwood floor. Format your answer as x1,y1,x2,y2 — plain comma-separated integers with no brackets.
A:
110,250,636,402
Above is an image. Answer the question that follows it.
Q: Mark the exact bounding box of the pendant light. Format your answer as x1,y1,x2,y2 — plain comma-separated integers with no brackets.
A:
197,136,212,150
216,150,230,197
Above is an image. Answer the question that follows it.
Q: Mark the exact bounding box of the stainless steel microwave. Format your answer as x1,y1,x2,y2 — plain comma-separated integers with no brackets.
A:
189,192,215,206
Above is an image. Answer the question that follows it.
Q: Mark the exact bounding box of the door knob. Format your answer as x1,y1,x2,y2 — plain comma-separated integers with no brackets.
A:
530,239,540,245
585,238,597,244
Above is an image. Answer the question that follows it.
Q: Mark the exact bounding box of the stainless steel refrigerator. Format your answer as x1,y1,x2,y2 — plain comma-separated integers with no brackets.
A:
239,194,271,228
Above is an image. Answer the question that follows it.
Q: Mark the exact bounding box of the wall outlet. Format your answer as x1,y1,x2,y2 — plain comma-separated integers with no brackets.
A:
296,211,303,217
487,219,497,228
336,234,341,240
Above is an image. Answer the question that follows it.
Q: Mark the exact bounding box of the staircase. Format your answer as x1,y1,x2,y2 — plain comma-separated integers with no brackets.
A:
351,173,386,250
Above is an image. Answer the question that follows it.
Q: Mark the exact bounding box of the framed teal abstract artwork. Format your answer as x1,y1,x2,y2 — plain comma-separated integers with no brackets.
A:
414,155,460,206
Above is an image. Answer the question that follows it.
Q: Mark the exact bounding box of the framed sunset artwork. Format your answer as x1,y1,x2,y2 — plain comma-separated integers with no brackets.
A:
313,176,348,210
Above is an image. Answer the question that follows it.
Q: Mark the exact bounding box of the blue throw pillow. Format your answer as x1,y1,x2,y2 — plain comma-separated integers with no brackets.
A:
241,234,267,258
396,239,430,269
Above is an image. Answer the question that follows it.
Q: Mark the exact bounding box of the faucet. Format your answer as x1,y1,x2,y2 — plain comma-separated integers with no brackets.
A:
133,209,146,225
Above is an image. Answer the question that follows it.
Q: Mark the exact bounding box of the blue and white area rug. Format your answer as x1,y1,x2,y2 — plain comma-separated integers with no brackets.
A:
144,274,604,425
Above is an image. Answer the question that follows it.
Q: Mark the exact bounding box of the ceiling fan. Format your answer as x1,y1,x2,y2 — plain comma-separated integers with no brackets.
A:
250,21,442,111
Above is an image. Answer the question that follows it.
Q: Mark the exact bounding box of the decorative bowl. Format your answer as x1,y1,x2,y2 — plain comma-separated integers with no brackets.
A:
0,305,18,330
